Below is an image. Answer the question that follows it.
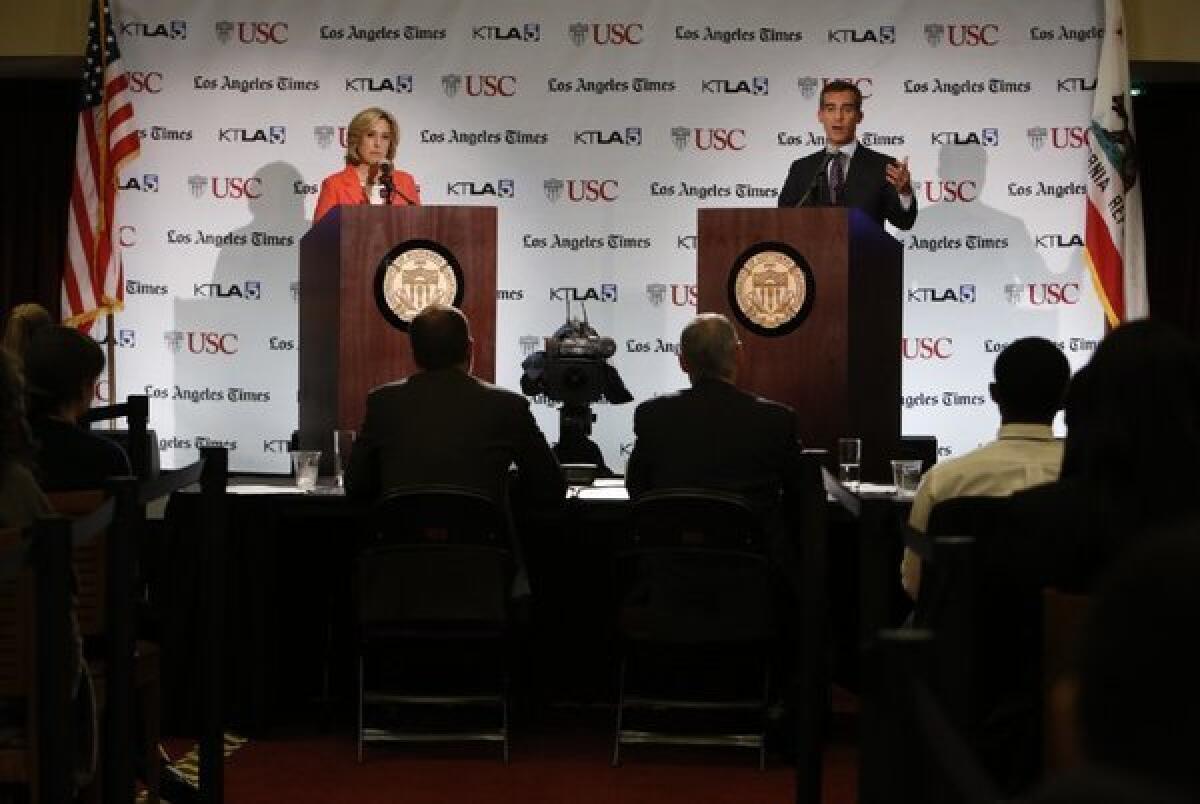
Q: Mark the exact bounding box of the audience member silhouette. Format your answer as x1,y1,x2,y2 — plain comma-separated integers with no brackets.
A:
1001,320,1200,592
22,326,130,491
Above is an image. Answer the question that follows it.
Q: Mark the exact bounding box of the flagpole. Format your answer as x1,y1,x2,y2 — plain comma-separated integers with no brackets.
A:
105,312,116,427
95,0,118,414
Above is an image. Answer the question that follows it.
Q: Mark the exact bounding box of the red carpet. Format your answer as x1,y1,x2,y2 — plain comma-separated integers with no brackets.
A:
218,720,857,804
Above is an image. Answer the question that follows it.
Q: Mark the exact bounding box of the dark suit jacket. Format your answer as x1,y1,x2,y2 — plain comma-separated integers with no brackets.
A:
777,143,918,230
625,378,803,518
345,368,565,506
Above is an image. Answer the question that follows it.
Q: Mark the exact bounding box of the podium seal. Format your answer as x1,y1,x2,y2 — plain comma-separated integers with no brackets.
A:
728,242,814,337
373,240,464,330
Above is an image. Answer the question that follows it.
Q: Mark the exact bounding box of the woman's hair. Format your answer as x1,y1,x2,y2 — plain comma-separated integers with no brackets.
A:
344,107,398,166
1063,319,1200,521
2,303,53,363
0,349,33,466
23,325,105,420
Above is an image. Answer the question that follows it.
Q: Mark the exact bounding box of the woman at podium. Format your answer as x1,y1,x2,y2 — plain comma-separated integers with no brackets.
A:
313,106,420,223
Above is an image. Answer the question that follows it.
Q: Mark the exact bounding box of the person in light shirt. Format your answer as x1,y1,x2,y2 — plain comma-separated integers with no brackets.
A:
312,107,420,223
901,337,1070,599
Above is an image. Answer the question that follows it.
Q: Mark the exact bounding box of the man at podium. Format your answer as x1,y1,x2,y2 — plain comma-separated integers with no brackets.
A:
313,106,420,223
777,80,918,231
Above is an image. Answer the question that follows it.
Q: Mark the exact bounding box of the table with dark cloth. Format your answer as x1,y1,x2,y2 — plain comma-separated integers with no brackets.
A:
158,477,908,735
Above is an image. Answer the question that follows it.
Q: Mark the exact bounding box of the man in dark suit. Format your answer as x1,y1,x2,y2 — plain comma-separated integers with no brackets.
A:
777,79,918,230
625,313,803,523
345,304,565,507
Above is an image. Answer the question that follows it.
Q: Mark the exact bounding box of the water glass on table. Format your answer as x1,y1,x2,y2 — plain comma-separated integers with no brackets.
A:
291,450,321,491
837,437,862,491
891,459,923,496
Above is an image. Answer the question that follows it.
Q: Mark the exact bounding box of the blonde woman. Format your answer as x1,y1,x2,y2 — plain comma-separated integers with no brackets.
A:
313,107,420,223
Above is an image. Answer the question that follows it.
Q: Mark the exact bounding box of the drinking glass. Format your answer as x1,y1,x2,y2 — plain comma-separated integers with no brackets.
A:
291,450,321,491
891,459,923,495
837,438,862,491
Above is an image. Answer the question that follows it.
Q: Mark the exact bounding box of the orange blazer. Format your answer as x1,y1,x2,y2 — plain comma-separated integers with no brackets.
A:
313,164,420,223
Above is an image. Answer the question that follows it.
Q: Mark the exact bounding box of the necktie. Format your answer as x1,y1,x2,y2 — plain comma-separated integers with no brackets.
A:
828,151,845,205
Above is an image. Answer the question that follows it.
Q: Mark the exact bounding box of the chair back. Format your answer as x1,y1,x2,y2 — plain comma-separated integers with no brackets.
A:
915,495,1042,794
861,629,1000,804
0,527,32,698
46,490,108,638
80,394,154,479
372,485,510,548
360,487,512,630
618,489,773,645
1042,588,1090,772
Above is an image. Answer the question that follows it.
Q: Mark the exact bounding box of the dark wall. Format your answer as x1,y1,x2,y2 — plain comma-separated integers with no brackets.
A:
1134,83,1200,337
0,77,76,318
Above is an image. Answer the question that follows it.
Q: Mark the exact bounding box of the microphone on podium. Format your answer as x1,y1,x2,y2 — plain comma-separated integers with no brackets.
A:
375,160,415,205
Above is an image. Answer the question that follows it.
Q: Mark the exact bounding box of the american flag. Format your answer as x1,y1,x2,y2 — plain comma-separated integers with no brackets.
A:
63,0,140,333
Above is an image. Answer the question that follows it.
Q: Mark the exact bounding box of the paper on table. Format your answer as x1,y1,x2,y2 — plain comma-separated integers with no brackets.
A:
573,486,630,501
226,484,312,495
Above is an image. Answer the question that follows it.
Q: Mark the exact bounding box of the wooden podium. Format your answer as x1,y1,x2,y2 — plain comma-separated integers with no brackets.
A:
297,205,497,456
697,208,902,480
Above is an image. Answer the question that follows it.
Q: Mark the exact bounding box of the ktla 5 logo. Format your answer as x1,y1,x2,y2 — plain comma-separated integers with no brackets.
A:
1026,126,1090,151
345,75,412,93
217,126,286,145
119,19,186,39
127,71,164,93
441,74,517,98
188,175,263,200
119,173,159,192
1005,282,1081,306
902,337,953,360
446,179,514,198
827,26,895,44
916,179,979,203
569,22,643,46
543,178,619,203
194,281,262,300
701,77,768,96
473,24,540,42
671,127,747,151
163,331,239,355
550,285,618,303
931,128,999,147
924,23,1000,47
216,21,288,45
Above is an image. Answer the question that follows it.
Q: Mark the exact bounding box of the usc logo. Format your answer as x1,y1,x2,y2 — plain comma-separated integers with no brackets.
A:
128,71,163,93
237,22,288,44
693,128,747,151
902,337,953,360
566,179,619,202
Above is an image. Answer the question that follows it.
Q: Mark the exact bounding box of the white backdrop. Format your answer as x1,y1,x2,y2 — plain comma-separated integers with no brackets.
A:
105,0,1106,472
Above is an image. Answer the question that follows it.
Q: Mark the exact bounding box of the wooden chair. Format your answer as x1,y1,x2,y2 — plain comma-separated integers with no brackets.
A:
0,504,113,804
47,483,157,804
41,446,229,804
1042,588,1090,773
